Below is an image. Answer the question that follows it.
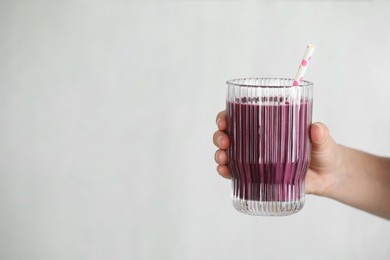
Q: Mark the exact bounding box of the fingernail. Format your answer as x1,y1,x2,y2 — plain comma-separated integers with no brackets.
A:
318,125,324,140
217,135,223,146
216,117,221,127
315,123,324,140
214,151,219,162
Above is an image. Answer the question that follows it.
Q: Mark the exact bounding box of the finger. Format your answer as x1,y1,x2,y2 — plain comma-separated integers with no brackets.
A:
310,122,336,154
217,165,231,179
310,122,329,145
216,111,227,130
212,131,230,149
214,150,228,165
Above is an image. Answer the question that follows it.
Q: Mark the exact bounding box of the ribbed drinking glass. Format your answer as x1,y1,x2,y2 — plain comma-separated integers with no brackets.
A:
226,78,313,216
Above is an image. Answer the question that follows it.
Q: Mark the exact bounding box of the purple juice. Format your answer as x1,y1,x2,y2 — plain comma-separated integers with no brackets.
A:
227,98,312,205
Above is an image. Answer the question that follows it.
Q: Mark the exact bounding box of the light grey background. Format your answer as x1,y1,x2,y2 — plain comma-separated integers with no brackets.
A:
1,0,389,260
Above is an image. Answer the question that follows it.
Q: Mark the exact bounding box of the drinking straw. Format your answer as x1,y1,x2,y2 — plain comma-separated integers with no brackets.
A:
293,44,315,86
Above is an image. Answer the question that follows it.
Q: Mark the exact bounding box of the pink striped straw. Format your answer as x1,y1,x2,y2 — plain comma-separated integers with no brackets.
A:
293,44,315,86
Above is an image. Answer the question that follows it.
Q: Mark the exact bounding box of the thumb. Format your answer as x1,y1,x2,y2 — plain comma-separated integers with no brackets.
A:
306,122,340,195
310,122,338,169
311,122,332,152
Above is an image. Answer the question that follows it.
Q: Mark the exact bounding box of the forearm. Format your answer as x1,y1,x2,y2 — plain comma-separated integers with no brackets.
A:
326,145,390,219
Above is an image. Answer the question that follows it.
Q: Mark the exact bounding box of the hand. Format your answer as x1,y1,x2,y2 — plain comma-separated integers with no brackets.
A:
213,110,344,197
213,111,231,179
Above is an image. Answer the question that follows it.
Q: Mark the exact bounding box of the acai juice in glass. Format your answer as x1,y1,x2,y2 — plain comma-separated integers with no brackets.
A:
226,78,313,216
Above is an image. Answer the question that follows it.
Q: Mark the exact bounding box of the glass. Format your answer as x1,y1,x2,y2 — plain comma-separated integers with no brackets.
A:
226,78,313,216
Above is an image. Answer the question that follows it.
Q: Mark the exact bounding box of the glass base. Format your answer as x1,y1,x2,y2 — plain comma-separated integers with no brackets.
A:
232,196,305,216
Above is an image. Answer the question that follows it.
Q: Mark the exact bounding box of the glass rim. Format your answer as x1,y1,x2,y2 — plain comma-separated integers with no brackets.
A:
226,77,313,88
